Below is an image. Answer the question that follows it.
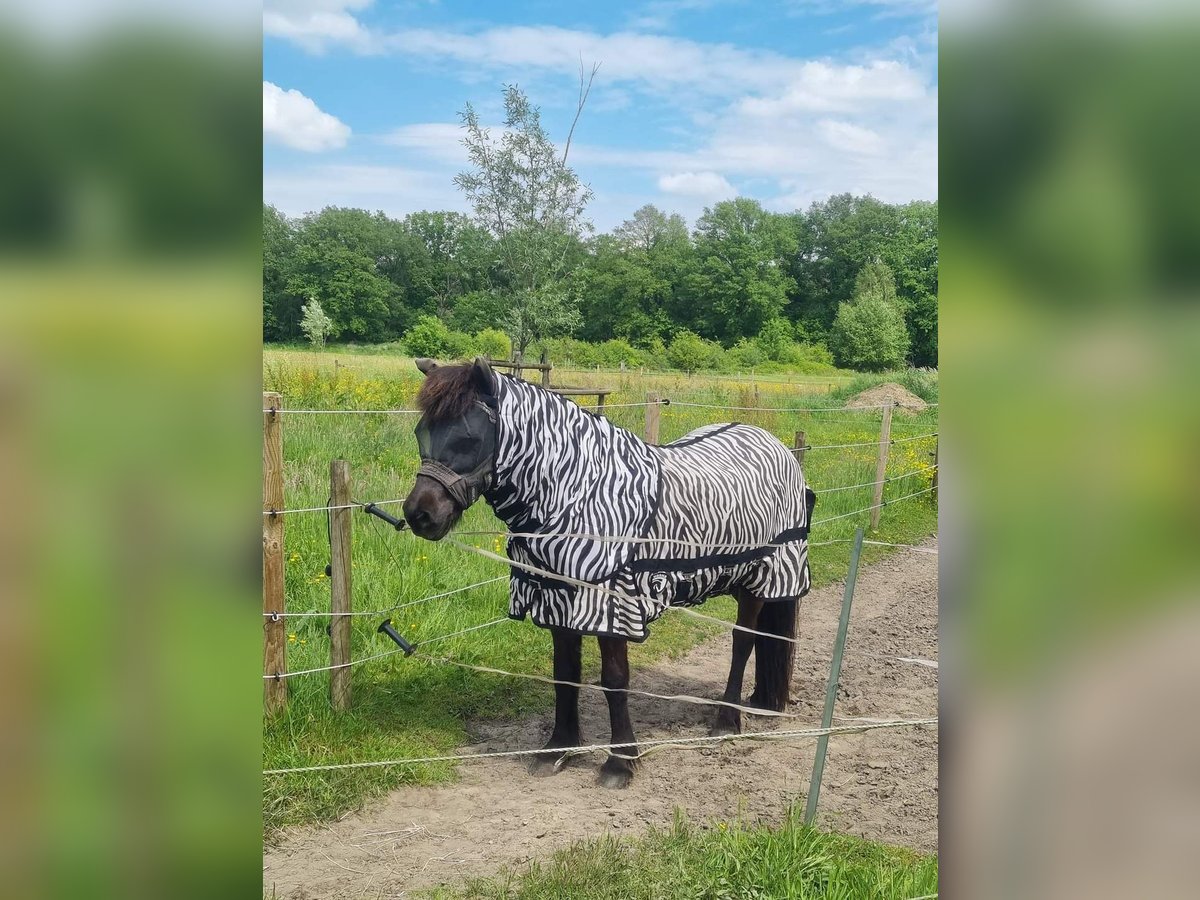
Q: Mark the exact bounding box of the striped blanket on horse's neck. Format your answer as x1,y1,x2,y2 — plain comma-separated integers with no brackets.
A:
484,374,813,641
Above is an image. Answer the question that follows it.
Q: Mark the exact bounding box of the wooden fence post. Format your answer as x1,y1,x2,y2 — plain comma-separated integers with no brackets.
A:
805,527,864,825
540,349,551,387
329,458,353,711
513,350,523,382
794,430,807,469
869,401,894,531
644,393,661,444
263,392,287,713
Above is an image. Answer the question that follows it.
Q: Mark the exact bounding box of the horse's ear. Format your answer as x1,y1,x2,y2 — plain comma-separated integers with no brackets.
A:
415,358,439,375
470,356,495,396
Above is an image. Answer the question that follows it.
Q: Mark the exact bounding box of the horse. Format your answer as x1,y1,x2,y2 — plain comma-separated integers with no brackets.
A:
403,357,815,788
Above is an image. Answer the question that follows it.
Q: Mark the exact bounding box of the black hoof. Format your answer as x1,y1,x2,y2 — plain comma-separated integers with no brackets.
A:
528,752,567,776
709,717,741,737
528,734,581,776
598,758,635,789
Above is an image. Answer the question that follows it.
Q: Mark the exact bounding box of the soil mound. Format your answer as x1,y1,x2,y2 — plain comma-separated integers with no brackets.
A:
845,382,928,412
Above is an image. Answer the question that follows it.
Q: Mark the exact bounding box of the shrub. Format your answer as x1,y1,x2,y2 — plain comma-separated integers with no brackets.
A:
444,330,479,359
756,317,793,361
299,298,334,351
475,327,512,361
403,316,458,360
665,330,724,372
595,339,643,368
726,338,766,369
828,295,910,371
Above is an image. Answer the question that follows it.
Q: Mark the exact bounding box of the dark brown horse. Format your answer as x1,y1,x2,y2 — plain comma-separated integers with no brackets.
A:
404,358,811,788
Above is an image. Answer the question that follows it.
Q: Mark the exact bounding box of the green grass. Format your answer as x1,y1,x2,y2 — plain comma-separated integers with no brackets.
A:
422,810,938,900
262,349,938,834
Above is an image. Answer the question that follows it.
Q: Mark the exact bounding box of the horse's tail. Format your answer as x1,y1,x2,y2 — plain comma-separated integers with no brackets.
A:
752,598,797,712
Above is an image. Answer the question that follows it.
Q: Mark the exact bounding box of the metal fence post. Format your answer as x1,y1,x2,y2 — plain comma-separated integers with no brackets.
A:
804,527,864,825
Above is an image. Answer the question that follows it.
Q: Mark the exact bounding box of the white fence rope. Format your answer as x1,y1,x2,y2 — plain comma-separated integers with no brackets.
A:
802,432,938,451
445,485,935,649
813,467,935,496
265,400,669,416
269,575,508,619
418,653,808,720
455,483,934,552
669,400,935,413
809,487,936,527
263,617,511,679
262,716,938,775
263,497,406,517
262,462,935,519
265,408,421,415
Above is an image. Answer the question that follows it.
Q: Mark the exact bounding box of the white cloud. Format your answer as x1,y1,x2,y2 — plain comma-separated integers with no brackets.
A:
268,15,936,217
736,60,925,116
263,82,351,152
816,118,885,156
271,18,929,108
264,163,470,219
380,123,467,154
263,0,378,54
657,171,736,200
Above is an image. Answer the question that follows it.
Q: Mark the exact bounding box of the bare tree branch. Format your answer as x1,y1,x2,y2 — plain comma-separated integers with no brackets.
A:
561,58,600,167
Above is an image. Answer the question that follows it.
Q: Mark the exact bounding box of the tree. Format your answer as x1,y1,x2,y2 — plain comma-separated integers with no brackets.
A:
786,195,937,365
399,211,495,318
263,204,302,341
828,261,910,371
286,207,403,341
575,234,673,345
454,73,598,353
613,204,688,253
299,298,333,350
687,198,797,344
853,259,900,307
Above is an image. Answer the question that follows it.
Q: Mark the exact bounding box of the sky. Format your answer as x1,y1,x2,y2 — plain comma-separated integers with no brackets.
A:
263,1,938,233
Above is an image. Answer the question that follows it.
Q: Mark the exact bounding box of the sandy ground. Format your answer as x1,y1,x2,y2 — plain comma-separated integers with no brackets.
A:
264,539,938,899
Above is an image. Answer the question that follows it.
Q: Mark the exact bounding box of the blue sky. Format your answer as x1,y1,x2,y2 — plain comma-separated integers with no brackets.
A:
263,1,937,233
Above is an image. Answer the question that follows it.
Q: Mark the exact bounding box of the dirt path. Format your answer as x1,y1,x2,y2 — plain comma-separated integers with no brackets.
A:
264,540,938,898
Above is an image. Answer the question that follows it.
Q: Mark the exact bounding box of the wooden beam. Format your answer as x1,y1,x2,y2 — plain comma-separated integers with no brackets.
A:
262,392,287,713
329,458,352,711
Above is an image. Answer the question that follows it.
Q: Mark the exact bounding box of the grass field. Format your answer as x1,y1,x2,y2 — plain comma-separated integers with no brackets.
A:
422,811,938,900
261,347,938,834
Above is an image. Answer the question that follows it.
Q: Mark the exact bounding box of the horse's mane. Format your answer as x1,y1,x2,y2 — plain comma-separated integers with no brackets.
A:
415,363,481,423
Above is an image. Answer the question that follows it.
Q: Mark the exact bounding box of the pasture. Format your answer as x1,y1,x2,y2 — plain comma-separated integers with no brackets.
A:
261,347,938,842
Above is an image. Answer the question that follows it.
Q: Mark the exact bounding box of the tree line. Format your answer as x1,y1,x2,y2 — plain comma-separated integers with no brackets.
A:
264,193,936,371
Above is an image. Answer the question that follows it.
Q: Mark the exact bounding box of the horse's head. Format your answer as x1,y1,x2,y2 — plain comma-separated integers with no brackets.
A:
403,357,499,541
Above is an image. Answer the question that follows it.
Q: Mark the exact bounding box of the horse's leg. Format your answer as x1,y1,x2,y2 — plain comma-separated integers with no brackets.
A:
528,628,583,776
710,590,764,736
597,636,637,789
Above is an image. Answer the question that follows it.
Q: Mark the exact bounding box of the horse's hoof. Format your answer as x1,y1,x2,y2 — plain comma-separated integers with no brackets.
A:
528,750,572,776
709,718,741,737
597,765,633,789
